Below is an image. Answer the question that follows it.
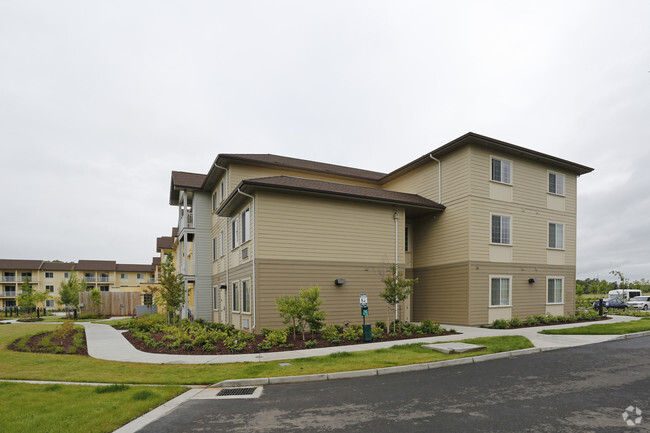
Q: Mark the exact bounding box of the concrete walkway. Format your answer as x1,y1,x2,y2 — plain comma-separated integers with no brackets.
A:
77,314,643,364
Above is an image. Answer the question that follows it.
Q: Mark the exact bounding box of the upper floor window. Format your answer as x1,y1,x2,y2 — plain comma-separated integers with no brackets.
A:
45,272,54,279
242,280,251,313
232,281,239,311
231,218,239,249
241,208,250,243
491,215,511,245
548,223,564,249
220,231,224,257
212,236,217,261
548,172,565,195
491,157,512,184
45,285,54,293
63,272,70,279
219,181,225,203
120,273,128,280
405,225,411,252
547,278,563,304
212,191,217,212
137,273,144,280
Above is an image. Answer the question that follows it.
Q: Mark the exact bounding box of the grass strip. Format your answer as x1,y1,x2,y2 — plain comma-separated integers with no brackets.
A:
0,324,532,385
539,317,650,335
0,381,185,433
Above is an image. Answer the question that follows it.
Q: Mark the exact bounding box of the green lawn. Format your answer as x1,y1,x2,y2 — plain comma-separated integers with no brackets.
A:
540,317,650,335
0,381,186,433
0,324,533,385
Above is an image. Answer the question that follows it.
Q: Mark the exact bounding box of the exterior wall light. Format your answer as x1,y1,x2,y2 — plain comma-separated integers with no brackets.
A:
528,278,538,284
334,278,346,286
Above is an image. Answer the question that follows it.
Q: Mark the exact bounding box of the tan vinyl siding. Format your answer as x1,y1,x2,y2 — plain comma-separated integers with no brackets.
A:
255,259,397,330
256,191,405,265
411,263,469,325
468,262,576,325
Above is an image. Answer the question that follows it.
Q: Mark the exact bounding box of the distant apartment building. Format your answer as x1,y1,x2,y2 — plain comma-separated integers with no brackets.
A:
167,132,593,330
0,259,156,310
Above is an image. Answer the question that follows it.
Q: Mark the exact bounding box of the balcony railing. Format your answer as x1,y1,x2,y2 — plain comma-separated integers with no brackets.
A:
1,276,16,282
0,291,21,297
97,276,111,283
84,277,96,282
179,210,194,231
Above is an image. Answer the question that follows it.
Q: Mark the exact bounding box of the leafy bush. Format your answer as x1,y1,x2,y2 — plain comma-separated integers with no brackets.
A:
260,328,275,337
491,319,510,329
304,340,317,348
342,325,362,342
183,343,194,351
371,326,385,340
263,329,288,347
508,316,523,328
419,319,440,335
322,325,341,344
374,321,386,331
524,316,539,326
202,343,215,352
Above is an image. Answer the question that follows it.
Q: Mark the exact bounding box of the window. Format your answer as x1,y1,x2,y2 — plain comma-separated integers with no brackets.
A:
232,281,239,311
547,278,563,304
137,273,143,280
45,300,55,308
99,273,109,282
212,236,217,261
220,181,225,203
242,280,251,313
231,218,239,249
241,208,250,243
490,277,511,306
405,225,411,252
100,286,109,292
219,231,224,257
45,285,54,293
548,223,564,249
212,191,217,211
213,287,218,310
549,172,565,195
143,293,153,306
120,273,128,280
45,272,54,279
491,215,511,245
491,157,512,184
63,272,70,279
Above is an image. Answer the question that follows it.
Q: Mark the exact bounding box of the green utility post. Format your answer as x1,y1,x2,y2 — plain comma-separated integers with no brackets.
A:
360,293,372,342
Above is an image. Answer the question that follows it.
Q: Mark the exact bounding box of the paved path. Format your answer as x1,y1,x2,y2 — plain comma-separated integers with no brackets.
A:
76,315,642,364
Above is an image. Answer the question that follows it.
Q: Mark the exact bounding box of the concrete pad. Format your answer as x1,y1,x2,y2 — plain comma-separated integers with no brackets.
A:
269,374,328,385
327,369,378,380
422,342,486,354
216,378,269,387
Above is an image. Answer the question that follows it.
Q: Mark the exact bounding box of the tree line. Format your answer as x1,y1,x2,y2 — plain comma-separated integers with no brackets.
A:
577,271,650,295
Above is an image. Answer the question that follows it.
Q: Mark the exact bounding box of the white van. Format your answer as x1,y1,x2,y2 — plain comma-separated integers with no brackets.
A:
608,289,642,301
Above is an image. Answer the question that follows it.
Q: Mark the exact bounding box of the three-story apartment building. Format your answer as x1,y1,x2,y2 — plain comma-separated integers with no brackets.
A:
169,132,592,329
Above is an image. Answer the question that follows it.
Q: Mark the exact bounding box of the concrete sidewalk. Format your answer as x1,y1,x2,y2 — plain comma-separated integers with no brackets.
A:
79,314,642,364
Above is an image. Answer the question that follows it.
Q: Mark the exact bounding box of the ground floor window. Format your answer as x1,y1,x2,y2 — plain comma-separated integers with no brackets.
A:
5,300,16,308
242,280,251,313
45,300,55,308
99,286,109,292
232,282,239,312
490,276,511,306
143,293,153,306
547,278,563,304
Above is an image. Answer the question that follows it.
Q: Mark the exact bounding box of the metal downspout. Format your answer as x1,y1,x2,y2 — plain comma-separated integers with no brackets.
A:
393,211,399,321
429,154,442,203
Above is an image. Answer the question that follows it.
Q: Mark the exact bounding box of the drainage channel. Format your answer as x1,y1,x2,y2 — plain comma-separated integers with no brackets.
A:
192,386,264,400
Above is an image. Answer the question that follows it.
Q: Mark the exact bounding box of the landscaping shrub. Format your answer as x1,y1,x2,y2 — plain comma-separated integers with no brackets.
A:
508,316,523,328
342,325,362,342
304,340,317,348
419,319,440,335
322,324,341,344
374,321,386,331
371,326,385,340
491,319,510,329
263,329,288,347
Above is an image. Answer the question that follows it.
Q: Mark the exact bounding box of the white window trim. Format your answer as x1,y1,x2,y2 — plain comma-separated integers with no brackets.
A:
547,171,566,196
45,272,54,279
231,281,240,313
241,278,252,315
120,273,128,280
219,181,225,204
45,285,55,293
490,155,513,185
212,236,217,261
546,276,565,305
405,224,412,253
241,208,251,244
219,230,224,257
547,221,565,250
213,286,218,311
45,300,55,307
489,275,512,307
231,217,240,250
490,213,513,246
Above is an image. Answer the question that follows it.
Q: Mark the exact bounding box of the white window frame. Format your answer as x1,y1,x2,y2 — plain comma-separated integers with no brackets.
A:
219,181,225,203
212,191,217,212
405,225,411,252
219,230,224,257
45,272,54,279
45,300,55,308
136,273,143,280
99,285,109,292
120,273,128,280
212,236,217,261
490,156,512,185
63,272,70,279
242,279,251,314
547,277,564,304
490,213,512,245
241,208,250,244
213,286,218,310
548,222,565,250
548,171,565,196
231,281,239,312
231,218,239,250
490,275,512,307
45,285,55,293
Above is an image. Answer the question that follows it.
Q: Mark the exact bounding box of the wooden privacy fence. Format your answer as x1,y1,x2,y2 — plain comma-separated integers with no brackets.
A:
79,291,141,316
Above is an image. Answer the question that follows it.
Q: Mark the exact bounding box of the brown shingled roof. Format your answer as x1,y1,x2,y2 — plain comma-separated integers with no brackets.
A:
116,264,152,273
170,171,208,205
218,176,445,217
75,260,117,272
156,236,173,252
152,257,161,266
41,262,76,271
0,259,44,270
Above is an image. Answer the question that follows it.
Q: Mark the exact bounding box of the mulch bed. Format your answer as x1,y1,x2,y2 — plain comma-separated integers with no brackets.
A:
8,330,88,356
487,316,611,330
121,329,459,356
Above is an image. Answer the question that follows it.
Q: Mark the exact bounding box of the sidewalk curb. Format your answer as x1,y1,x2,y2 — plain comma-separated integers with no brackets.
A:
215,346,547,388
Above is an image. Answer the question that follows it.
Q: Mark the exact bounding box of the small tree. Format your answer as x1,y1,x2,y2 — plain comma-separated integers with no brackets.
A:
89,289,103,314
380,264,418,334
16,277,49,316
147,253,186,324
58,272,87,317
275,286,327,340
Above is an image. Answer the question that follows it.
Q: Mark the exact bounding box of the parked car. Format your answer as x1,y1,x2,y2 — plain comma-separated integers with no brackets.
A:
593,297,628,310
627,296,650,311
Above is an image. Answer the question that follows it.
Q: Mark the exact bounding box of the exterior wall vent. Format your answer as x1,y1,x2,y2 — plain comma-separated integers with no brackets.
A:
242,247,249,259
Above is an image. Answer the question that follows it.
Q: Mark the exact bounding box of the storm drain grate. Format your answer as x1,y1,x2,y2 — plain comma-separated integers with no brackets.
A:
217,387,257,397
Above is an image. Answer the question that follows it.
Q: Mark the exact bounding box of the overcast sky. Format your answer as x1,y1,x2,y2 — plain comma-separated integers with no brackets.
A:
1,1,649,281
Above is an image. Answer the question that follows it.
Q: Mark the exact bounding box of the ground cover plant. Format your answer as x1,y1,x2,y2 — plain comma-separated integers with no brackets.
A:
9,320,87,355
0,381,185,433
1,323,529,385
487,310,606,329
114,314,456,355
539,317,650,335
